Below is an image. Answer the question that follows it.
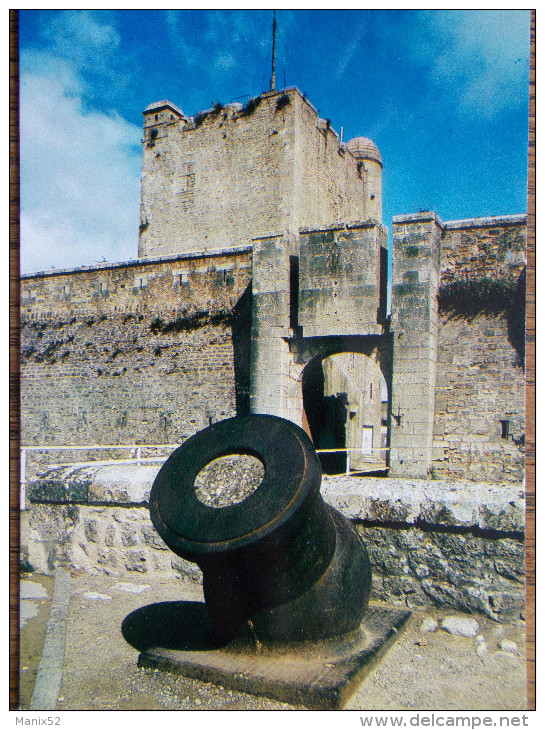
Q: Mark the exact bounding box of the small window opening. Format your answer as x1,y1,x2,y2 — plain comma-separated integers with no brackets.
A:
500,419,510,439
154,114,158,121
289,256,299,330
370,383,373,400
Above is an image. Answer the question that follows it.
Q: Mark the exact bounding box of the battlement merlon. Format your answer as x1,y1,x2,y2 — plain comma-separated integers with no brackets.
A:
143,100,188,126
392,212,527,230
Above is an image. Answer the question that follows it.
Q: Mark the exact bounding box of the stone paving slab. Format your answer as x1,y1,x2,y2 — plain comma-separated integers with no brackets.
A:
137,606,411,709
21,580,48,600
30,568,70,711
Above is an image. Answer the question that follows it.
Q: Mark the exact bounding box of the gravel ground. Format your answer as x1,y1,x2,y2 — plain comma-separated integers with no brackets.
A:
19,570,526,712
194,454,265,508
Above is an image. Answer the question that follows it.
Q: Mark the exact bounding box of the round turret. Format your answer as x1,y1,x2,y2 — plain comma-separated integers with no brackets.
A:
346,137,383,221
346,137,382,165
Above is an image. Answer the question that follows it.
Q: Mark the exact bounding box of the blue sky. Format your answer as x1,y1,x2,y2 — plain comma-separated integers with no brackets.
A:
19,9,531,274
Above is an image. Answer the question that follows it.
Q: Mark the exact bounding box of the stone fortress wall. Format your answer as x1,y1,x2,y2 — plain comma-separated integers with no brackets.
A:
391,213,526,482
27,465,525,621
22,86,527,618
20,213,526,482
20,248,252,450
434,217,526,482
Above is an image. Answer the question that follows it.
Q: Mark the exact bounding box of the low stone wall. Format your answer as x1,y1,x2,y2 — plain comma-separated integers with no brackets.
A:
27,466,525,621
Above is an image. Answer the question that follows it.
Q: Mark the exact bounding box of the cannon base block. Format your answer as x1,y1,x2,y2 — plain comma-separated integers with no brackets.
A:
137,605,411,710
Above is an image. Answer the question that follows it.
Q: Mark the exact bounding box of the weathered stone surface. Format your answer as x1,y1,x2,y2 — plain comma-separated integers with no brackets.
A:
27,468,92,503
20,601,39,628
112,582,150,594
83,592,111,601
27,472,526,620
30,468,525,533
499,639,518,653
171,555,203,583
30,464,161,505
420,617,438,633
124,549,148,573
358,523,524,621
441,617,480,637
20,253,252,451
139,90,371,261
322,477,525,531
194,454,264,508
84,519,100,543
20,581,48,600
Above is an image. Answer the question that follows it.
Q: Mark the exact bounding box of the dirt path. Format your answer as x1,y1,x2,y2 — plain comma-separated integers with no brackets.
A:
20,571,526,711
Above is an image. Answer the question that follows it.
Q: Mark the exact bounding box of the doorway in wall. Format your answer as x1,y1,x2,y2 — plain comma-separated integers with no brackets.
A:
301,352,388,475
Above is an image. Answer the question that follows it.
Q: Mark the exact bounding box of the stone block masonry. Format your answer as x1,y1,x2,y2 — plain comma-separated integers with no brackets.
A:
249,233,293,418
27,464,525,622
298,222,387,337
139,88,373,259
389,214,442,478
433,314,525,482
21,248,252,448
433,215,527,482
389,213,526,481
20,213,526,483
440,215,526,284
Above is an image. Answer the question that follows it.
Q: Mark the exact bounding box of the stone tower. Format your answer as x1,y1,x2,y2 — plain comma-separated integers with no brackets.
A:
138,88,382,258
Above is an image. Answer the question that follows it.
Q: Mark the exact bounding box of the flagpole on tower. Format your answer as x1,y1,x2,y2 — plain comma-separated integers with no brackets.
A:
270,10,277,91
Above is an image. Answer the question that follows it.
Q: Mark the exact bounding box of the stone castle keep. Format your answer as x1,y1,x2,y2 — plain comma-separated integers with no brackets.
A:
22,87,527,618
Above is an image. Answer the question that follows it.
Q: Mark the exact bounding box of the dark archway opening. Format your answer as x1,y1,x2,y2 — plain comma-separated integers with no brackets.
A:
302,351,389,476
302,358,347,474
231,283,252,415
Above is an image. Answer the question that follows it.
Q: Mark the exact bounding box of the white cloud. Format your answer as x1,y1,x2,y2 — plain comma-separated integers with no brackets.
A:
215,53,236,71
20,50,142,274
336,20,366,79
413,10,530,117
164,10,270,81
19,11,142,273
43,9,120,74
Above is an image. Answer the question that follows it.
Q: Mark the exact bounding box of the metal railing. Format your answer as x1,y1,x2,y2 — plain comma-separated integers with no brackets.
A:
315,447,389,477
20,444,180,509
20,443,390,508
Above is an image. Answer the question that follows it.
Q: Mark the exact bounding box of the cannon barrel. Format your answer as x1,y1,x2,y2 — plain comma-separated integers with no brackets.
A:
149,414,372,644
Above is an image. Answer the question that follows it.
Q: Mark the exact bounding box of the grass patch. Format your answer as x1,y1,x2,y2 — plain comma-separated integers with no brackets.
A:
150,310,232,334
240,96,262,117
276,93,290,112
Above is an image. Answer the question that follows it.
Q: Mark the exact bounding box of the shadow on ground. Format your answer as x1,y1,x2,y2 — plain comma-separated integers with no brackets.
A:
121,600,225,652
